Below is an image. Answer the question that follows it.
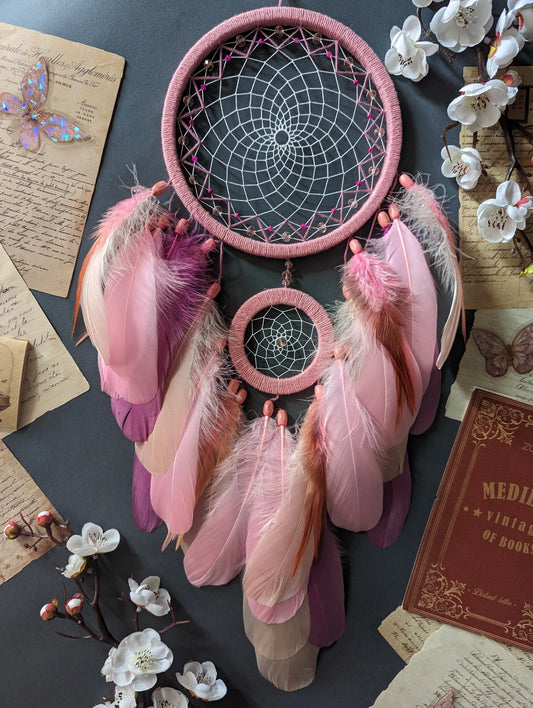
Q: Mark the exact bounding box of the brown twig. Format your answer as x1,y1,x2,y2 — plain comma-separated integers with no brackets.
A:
499,114,533,194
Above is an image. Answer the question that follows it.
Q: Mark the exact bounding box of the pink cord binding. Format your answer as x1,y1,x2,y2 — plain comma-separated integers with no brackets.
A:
162,7,402,258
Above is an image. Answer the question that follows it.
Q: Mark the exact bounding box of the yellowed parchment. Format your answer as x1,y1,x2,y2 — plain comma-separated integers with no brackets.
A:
0,441,69,584
371,624,533,708
445,308,533,421
459,67,533,309
378,606,441,663
0,23,124,296
0,243,89,436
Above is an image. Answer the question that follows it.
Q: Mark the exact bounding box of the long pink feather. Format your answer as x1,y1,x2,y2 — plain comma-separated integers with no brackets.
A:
99,226,160,404
319,355,385,532
243,415,315,618
183,412,277,587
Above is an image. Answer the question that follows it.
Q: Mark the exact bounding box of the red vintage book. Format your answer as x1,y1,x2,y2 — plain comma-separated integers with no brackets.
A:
404,388,533,652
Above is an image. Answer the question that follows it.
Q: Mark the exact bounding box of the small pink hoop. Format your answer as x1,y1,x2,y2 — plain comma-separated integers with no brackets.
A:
162,6,402,259
228,287,334,395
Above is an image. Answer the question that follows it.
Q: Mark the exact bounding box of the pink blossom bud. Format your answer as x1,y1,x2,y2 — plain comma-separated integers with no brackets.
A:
65,594,83,616
35,510,54,527
40,600,58,621
3,520,21,539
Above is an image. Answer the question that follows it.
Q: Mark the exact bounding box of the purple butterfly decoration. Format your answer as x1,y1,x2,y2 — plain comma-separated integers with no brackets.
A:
0,57,91,152
471,323,533,377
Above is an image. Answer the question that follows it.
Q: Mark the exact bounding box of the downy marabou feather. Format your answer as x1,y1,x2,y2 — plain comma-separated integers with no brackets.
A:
392,177,465,368
183,414,277,587
341,247,417,423
243,418,315,620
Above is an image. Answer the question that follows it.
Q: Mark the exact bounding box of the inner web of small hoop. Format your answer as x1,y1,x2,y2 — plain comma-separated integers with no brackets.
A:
177,24,387,245
243,304,318,379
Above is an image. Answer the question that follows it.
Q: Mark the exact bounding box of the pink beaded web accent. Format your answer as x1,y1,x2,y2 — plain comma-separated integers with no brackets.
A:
162,6,401,258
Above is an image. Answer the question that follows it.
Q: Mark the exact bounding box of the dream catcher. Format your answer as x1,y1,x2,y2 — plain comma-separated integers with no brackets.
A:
76,4,463,692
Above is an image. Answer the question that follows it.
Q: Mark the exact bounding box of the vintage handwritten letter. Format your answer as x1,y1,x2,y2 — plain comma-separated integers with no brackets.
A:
0,23,124,296
0,244,89,436
445,308,533,420
378,606,441,663
0,441,68,584
371,624,533,707
458,66,533,309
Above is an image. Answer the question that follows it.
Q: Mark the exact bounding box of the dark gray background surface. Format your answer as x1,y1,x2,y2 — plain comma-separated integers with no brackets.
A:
0,1,523,706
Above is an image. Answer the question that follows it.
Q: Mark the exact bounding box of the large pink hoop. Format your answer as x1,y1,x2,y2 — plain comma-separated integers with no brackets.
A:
162,6,402,258
228,287,334,395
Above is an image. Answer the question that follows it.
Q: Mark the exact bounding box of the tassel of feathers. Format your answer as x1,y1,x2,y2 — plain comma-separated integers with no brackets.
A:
392,174,465,368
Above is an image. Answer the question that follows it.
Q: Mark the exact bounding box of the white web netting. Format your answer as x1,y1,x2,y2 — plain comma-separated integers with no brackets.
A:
176,24,387,245
244,304,318,379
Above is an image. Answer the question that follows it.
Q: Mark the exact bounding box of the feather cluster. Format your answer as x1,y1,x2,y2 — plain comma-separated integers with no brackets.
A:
77,178,451,692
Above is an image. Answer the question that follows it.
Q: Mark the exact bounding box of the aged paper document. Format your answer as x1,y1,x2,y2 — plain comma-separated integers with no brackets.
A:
0,441,68,584
371,624,533,708
0,23,124,296
0,335,29,431
445,308,533,420
459,66,533,309
0,244,89,436
378,606,441,663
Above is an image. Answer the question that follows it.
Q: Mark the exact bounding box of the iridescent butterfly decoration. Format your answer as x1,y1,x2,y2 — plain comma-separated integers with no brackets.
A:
471,323,533,377
0,57,91,152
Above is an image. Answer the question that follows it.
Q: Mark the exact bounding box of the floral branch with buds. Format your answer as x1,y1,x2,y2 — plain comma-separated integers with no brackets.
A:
385,0,533,278
3,514,228,708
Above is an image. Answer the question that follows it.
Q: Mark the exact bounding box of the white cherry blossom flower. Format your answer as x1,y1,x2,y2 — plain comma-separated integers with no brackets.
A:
447,79,518,132
440,145,483,189
93,685,136,708
412,0,432,6
66,522,120,556
477,180,532,242
61,553,87,578
176,661,227,701
101,628,173,691
487,10,525,78
128,576,171,617
430,0,493,52
501,68,522,90
385,16,438,82
508,0,533,41
147,687,189,708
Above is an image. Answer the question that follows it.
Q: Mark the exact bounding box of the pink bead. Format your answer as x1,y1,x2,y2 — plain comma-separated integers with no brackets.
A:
151,180,168,196
399,173,414,189
349,239,362,254
276,409,288,427
227,379,240,395
236,389,247,405
207,282,221,298
388,203,400,220
175,218,190,235
263,400,275,417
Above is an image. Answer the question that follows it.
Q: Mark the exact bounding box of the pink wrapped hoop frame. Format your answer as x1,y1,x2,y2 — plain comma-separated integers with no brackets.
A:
228,287,334,395
162,6,402,258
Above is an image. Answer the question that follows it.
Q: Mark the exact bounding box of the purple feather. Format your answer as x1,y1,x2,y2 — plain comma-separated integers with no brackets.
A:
132,454,162,532
104,225,215,441
366,455,411,548
410,345,441,436
308,522,345,648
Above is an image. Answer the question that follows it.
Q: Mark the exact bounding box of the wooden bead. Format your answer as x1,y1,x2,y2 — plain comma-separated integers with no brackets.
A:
349,239,362,254
388,203,400,220
263,399,275,417
377,211,391,228
276,409,288,427
399,173,414,189
151,180,169,196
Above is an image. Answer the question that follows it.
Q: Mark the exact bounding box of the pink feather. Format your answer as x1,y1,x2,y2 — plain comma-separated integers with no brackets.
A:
183,413,277,587
243,596,310,661
254,641,318,692
242,415,315,619
392,177,465,367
